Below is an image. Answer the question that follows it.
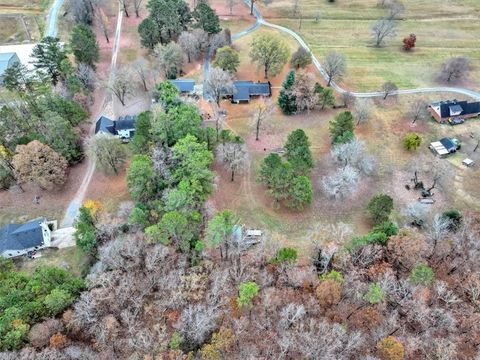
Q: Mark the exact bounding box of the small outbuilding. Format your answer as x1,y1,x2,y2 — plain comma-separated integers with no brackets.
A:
170,79,195,93
429,137,460,157
0,52,20,85
462,158,475,167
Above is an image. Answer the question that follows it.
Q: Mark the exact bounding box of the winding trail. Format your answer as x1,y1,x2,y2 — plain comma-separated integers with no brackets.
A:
232,0,480,100
61,6,124,227
45,0,65,37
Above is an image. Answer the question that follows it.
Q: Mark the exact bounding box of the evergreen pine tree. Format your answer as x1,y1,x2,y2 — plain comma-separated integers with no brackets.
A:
284,129,313,175
193,1,221,34
278,70,297,115
329,111,354,144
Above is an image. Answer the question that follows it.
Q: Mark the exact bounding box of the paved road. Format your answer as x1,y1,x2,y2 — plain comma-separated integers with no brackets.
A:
61,6,124,227
45,0,65,37
237,0,480,100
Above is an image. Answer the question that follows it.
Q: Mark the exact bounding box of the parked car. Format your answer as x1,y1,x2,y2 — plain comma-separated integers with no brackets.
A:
448,117,465,125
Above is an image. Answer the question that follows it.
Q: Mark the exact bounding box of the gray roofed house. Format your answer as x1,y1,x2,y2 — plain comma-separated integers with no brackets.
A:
95,115,137,139
232,81,271,103
0,52,20,85
95,116,115,135
170,79,195,93
0,218,53,258
429,99,480,123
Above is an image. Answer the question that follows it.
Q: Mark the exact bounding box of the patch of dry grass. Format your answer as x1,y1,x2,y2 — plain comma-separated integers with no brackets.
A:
253,0,480,91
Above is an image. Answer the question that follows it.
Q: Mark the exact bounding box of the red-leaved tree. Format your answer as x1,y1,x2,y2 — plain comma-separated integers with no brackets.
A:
403,34,416,51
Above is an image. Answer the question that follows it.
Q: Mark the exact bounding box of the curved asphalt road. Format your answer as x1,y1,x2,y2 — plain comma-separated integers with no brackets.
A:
231,0,480,100
45,0,65,37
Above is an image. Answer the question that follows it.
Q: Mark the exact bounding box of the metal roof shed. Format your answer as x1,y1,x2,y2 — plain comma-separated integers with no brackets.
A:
429,141,449,156
170,79,195,92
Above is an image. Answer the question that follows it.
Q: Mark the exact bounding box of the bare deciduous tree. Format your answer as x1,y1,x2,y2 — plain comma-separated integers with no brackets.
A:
408,99,429,124
209,30,230,54
178,31,200,63
322,165,360,200
76,63,97,91
205,66,234,105
371,18,396,47
106,66,134,106
331,138,376,175
342,91,355,108
381,81,398,99
193,28,210,55
176,304,219,350
154,42,185,80
427,214,452,256
133,0,143,17
119,0,130,17
210,102,225,142
402,202,429,227
438,56,471,83
292,72,318,113
225,0,238,15
292,0,300,16
217,141,248,182
323,51,346,86
386,0,405,20
279,303,306,330
94,7,110,43
89,133,127,175
132,57,151,91
251,97,274,141
353,98,374,125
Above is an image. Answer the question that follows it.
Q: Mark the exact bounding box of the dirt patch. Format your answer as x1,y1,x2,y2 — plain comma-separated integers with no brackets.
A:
85,168,130,214
0,160,88,226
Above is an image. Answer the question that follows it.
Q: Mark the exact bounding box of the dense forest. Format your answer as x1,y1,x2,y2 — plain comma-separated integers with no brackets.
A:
2,0,480,358
3,81,480,359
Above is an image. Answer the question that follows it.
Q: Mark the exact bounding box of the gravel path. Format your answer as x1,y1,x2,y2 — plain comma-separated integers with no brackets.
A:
61,6,124,227
45,0,64,37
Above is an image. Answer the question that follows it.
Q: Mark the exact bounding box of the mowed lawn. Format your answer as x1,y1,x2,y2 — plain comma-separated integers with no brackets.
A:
0,0,50,44
0,0,50,11
256,0,480,92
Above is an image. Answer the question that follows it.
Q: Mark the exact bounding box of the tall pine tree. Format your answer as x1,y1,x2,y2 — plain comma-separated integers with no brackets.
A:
278,70,297,115
329,111,354,144
193,1,221,34
284,129,313,175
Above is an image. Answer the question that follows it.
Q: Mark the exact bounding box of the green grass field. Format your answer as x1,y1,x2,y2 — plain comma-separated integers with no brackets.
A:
15,247,91,277
0,0,49,44
0,0,51,11
257,0,480,91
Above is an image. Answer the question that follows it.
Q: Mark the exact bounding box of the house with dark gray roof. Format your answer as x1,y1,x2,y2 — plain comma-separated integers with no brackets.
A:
95,115,137,139
232,81,271,103
0,218,53,258
0,52,20,85
429,99,480,123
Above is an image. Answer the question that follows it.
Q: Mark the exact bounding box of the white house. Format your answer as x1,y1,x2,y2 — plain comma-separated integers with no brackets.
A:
0,218,56,258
